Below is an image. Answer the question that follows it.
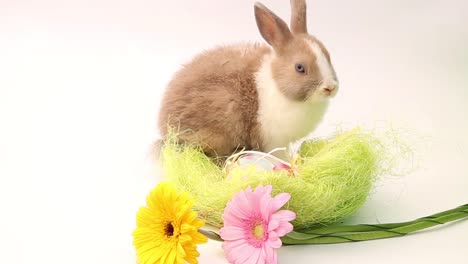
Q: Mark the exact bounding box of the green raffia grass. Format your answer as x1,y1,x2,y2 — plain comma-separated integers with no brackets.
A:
161,128,390,229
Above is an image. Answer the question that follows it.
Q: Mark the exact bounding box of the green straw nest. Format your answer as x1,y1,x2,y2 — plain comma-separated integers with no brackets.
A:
161,128,389,229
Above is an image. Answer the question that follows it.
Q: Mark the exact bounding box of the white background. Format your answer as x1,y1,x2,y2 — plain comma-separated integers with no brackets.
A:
1,0,467,263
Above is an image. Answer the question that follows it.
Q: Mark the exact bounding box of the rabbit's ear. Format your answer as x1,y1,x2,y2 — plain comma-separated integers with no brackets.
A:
290,0,307,34
254,2,292,51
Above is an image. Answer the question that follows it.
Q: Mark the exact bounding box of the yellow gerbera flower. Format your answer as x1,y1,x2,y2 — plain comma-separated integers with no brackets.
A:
133,182,208,264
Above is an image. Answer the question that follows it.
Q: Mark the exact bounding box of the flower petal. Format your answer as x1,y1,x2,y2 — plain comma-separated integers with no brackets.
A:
269,210,295,237
249,247,262,264
276,222,293,237
263,245,277,263
266,236,282,249
220,226,247,241
260,246,267,264
189,231,208,244
224,242,255,264
259,191,273,221
268,230,279,242
222,238,246,253
180,223,196,233
226,195,251,220
270,193,291,212
271,248,278,264
232,244,257,264
267,219,279,232
273,210,296,222
222,212,246,228
256,185,272,196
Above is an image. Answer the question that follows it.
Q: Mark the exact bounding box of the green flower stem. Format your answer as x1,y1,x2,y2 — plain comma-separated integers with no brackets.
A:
199,229,223,242
282,203,468,245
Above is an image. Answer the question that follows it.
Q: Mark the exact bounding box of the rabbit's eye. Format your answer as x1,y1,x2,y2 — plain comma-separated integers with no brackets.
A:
295,63,305,73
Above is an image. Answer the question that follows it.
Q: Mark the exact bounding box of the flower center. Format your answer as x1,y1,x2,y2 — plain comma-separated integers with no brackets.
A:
253,223,264,239
164,222,175,237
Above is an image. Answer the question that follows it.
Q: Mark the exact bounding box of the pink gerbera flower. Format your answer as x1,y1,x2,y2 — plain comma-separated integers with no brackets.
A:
220,185,296,264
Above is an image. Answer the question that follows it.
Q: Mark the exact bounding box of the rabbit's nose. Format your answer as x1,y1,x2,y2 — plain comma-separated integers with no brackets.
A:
322,83,337,96
319,79,338,97
324,86,335,93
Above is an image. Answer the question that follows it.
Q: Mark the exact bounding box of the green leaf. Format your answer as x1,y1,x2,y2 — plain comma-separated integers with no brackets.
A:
282,203,468,245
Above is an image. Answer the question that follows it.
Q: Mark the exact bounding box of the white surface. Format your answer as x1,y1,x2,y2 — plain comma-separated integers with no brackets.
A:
0,0,467,263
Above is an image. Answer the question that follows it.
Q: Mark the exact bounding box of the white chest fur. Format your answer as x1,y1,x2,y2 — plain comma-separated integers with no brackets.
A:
255,54,329,152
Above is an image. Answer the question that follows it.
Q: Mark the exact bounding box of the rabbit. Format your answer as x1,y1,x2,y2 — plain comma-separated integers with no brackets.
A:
158,0,339,160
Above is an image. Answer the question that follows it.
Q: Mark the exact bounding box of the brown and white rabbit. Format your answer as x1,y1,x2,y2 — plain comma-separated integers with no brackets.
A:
158,0,338,159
